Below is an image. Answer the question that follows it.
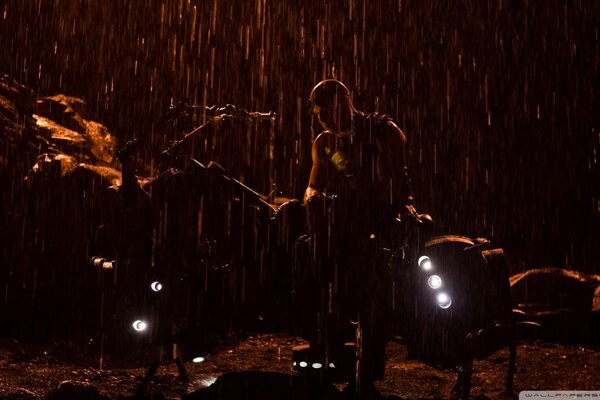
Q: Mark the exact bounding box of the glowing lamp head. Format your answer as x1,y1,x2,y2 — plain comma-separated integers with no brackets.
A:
91,257,113,270
428,275,442,289
418,256,433,271
192,356,205,363
312,363,323,369
132,320,148,332
436,293,452,309
150,281,163,292
299,361,308,368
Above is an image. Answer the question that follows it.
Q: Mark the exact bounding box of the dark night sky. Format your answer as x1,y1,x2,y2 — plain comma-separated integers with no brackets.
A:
1,0,599,273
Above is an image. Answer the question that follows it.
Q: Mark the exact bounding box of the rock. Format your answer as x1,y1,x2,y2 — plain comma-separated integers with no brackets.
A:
0,75,119,185
28,153,121,186
46,381,109,400
2,388,37,400
593,278,600,313
0,74,36,115
0,74,40,168
34,95,118,166
182,371,332,400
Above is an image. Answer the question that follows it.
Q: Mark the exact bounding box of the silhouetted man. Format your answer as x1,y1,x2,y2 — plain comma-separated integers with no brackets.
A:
304,79,413,398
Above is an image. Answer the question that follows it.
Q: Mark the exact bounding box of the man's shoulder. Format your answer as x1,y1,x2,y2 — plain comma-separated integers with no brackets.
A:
363,111,393,125
313,131,336,148
362,112,406,144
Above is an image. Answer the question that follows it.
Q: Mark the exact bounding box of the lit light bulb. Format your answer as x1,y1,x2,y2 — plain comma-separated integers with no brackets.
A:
299,361,308,368
150,281,163,292
428,275,442,289
91,257,104,268
437,293,452,309
91,257,113,269
312,363,322,369
192,357,205,363
418,256,432,271
132,320,148,332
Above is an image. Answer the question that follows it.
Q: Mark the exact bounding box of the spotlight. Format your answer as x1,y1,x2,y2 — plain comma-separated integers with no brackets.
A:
418,256,432,271
436,293,452,309
312,363,322,369
192,357,205,363
299,361,308,368
150,281,163,292
428,275,442,289
132,320,148,332
329,363,336,368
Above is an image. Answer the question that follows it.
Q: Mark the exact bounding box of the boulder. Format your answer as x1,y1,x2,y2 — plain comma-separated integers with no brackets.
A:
47,381,109,400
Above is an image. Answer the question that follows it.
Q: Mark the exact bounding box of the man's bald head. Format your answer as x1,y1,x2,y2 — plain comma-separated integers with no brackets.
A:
309,79,351,109
309,79,353,134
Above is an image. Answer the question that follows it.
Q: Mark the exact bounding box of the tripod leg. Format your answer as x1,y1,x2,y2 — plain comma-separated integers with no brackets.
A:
460,360,473,400
137,360,160,395
451,360,473,400
175,356,189,381
136,345,164,395
171,343,189,381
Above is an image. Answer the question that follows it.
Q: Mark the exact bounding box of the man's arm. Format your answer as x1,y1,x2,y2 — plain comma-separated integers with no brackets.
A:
304,134,326,203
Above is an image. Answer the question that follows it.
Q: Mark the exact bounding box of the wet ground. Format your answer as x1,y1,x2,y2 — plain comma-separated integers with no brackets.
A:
1,334,599,399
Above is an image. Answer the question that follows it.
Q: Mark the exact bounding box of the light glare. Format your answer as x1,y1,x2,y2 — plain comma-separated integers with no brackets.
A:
192,357,205,363
150,281,163,292
132,320,148,332
418,256,432,271
428,275,442,289
437,293,452,309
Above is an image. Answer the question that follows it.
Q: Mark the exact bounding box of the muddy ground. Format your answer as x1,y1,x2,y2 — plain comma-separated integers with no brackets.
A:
1,334,598,399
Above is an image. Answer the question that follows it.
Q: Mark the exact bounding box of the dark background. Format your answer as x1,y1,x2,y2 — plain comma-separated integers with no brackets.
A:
1,0,599,274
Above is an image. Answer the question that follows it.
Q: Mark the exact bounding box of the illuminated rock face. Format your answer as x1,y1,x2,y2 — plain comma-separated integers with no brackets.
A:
34,94,118,166
1,76,119,171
